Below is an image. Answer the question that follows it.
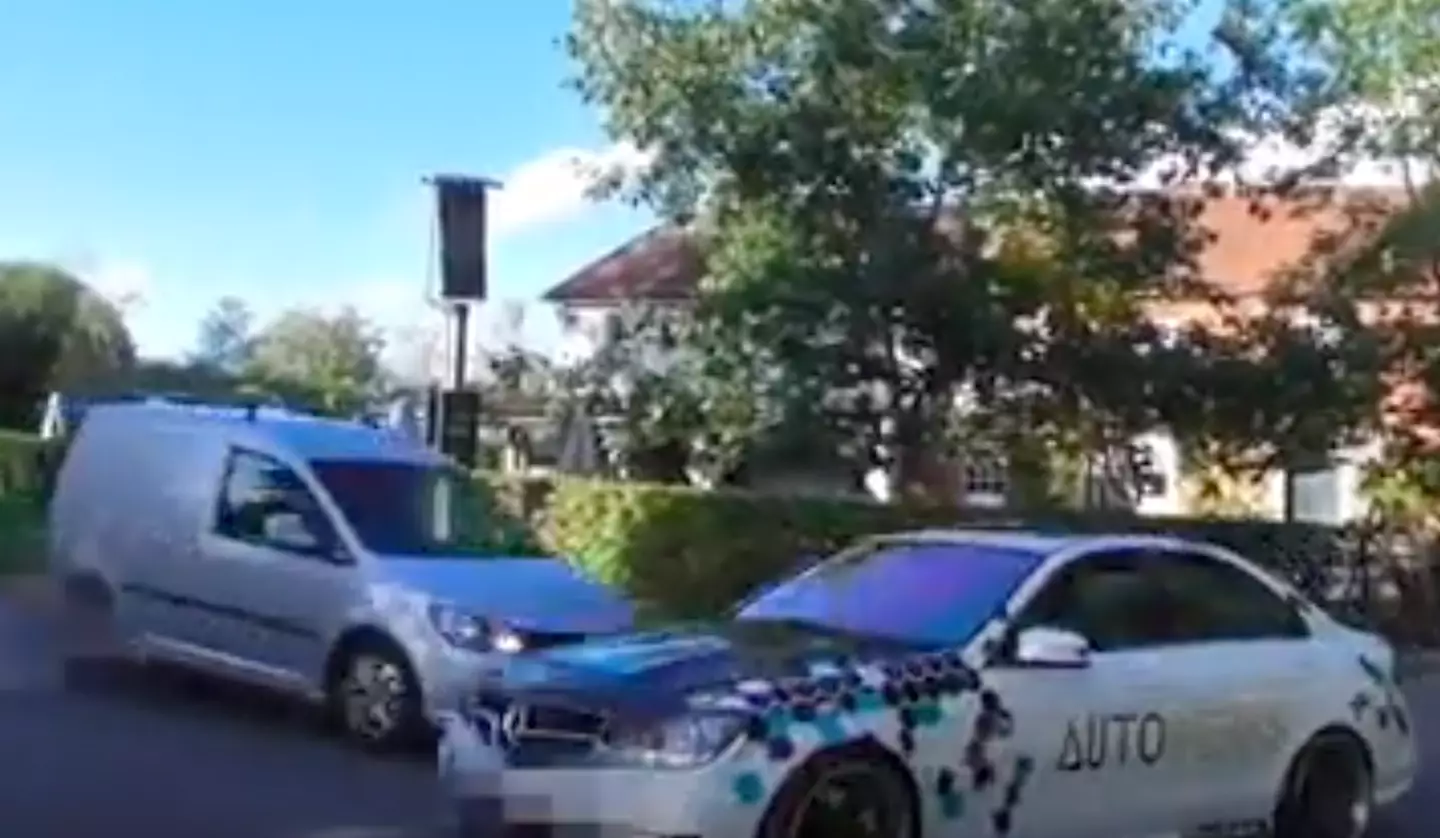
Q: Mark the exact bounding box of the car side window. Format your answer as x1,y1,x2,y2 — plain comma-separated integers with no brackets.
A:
1014,550,1184,653
213,448,335,556
1147,549,1309,642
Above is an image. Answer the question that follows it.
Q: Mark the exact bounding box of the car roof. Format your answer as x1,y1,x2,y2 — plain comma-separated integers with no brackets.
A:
881,528,1215,557
88,402,444,466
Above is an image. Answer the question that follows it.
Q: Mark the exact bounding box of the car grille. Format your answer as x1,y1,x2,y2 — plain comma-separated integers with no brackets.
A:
469,691,609,751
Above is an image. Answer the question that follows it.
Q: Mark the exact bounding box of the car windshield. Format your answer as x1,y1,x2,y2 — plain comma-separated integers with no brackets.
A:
309,459,491,557
736,539,1048,647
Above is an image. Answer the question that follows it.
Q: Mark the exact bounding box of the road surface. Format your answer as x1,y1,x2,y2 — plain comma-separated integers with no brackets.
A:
1,599,1438,836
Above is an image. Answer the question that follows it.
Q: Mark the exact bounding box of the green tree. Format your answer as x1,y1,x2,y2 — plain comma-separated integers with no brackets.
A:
0,262,136,428
193,296,255,373
245,307,387,415
1282,0,1440,502
568,0,1308,500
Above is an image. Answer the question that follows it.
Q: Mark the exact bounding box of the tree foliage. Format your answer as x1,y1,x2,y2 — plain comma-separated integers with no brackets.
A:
0,262,136,428
244,307,387,415
192,296,255,374
568,0,1336,500
1281,0,1440,502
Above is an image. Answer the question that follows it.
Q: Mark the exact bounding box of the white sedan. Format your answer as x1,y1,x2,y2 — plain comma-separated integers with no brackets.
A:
436,530,1417,838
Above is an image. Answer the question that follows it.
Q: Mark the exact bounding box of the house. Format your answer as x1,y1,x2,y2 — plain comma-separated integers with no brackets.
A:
541,187,1411,522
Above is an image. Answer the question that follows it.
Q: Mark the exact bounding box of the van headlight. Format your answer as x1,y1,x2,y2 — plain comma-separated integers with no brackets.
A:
427,602,525,653
602,711,746,769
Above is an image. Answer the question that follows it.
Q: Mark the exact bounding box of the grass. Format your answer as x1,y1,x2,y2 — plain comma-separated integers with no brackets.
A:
0,493,45,576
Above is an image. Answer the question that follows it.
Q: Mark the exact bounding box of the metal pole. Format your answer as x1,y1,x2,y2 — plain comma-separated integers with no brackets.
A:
451,301,470,389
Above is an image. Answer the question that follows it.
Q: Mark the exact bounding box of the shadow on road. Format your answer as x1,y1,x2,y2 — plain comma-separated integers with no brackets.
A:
60,658,433,762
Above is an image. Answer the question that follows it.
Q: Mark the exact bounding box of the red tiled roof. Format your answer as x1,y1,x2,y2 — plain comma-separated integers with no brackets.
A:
542,187,1409,304
542,226,701,304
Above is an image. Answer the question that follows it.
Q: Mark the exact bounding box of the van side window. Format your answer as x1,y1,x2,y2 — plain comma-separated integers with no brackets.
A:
213,449,333,554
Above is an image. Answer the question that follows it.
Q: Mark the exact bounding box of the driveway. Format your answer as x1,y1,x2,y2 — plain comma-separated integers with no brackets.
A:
1,598,1439,837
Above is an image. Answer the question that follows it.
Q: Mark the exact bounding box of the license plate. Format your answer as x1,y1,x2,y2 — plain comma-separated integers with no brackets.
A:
437,712,506,781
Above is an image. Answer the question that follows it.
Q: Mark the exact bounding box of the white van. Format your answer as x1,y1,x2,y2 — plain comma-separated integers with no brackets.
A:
48,401,634,748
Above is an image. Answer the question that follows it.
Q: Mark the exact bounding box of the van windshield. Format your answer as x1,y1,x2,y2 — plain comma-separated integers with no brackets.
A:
308,460,491,557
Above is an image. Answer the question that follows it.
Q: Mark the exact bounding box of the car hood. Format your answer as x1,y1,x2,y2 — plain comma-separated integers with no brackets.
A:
380,556,635,635
489,622,932,720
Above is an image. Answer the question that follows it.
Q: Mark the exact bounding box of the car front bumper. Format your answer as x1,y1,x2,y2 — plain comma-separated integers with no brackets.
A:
435,712,759,838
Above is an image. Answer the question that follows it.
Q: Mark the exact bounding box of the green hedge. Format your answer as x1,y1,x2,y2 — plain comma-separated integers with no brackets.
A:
0,430,1350,619
0,430,48,496
0,431,49,574
512,476,1346,619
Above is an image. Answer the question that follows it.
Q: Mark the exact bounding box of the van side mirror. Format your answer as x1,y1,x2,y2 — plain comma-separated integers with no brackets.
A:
1013,626,1091,669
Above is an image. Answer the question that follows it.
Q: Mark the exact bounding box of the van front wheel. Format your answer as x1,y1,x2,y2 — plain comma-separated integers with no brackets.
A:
327,640,425,751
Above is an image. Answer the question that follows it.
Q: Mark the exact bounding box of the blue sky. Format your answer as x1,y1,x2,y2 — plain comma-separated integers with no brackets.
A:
0,0,1262,368
0,2,653,362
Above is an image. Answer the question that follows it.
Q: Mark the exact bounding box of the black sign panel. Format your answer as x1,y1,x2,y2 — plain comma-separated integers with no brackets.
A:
435,177,491,301
439,388,482,468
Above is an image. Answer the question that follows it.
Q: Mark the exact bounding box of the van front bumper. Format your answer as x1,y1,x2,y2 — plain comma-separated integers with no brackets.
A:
411,642,506,723
436,713,755,838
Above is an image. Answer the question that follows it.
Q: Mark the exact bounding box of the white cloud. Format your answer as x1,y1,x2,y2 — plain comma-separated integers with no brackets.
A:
488,140,655,237
82,258,153,313
1134,105,1436,189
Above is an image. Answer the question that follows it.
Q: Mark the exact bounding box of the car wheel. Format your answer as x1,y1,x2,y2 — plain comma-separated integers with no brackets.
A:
756,744,917,838
1273,731,1375,838
327,639,425,751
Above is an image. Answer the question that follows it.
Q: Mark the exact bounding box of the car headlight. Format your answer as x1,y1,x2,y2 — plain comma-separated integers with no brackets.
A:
427,602,525,653
602,711,747,769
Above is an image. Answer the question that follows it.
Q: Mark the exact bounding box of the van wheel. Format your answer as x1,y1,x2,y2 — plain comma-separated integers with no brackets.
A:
1273,731,1374,838
59,575,127,688
756,744,918,838
326,639,425,751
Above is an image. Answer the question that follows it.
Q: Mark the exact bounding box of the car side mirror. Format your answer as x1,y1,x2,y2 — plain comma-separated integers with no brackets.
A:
1013,626,1091,669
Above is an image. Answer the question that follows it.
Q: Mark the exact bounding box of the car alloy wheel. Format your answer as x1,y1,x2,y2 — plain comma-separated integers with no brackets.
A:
338,653,412,744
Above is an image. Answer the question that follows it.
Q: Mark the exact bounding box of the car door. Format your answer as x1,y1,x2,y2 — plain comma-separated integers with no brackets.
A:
1136,546,1318,832
193,447,360,686
983,548,1231,838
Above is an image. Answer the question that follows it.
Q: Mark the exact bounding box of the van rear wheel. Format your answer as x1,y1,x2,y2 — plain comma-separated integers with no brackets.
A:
326,640,425,751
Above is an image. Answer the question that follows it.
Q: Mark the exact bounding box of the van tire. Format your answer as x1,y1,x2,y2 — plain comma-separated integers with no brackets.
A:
324,634,426,752
59,574,128,689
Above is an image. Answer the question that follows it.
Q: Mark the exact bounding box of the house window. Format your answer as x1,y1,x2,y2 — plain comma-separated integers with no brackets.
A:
1128,441,1168,497
602,311,625,346
961,456,1009,505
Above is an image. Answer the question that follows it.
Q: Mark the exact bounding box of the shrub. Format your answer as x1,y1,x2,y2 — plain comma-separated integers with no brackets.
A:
532,477,1350,620
0,429,1361,623
0,430,49,497
467,471,550,556
0,431,49,574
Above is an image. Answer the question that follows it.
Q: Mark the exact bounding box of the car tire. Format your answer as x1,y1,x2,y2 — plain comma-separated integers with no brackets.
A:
1273,730,1375,838
59,574,129,690
755,743,918,838
326,637,426,751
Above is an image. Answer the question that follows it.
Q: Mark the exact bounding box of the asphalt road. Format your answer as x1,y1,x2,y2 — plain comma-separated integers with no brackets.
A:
3,599,1440,838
